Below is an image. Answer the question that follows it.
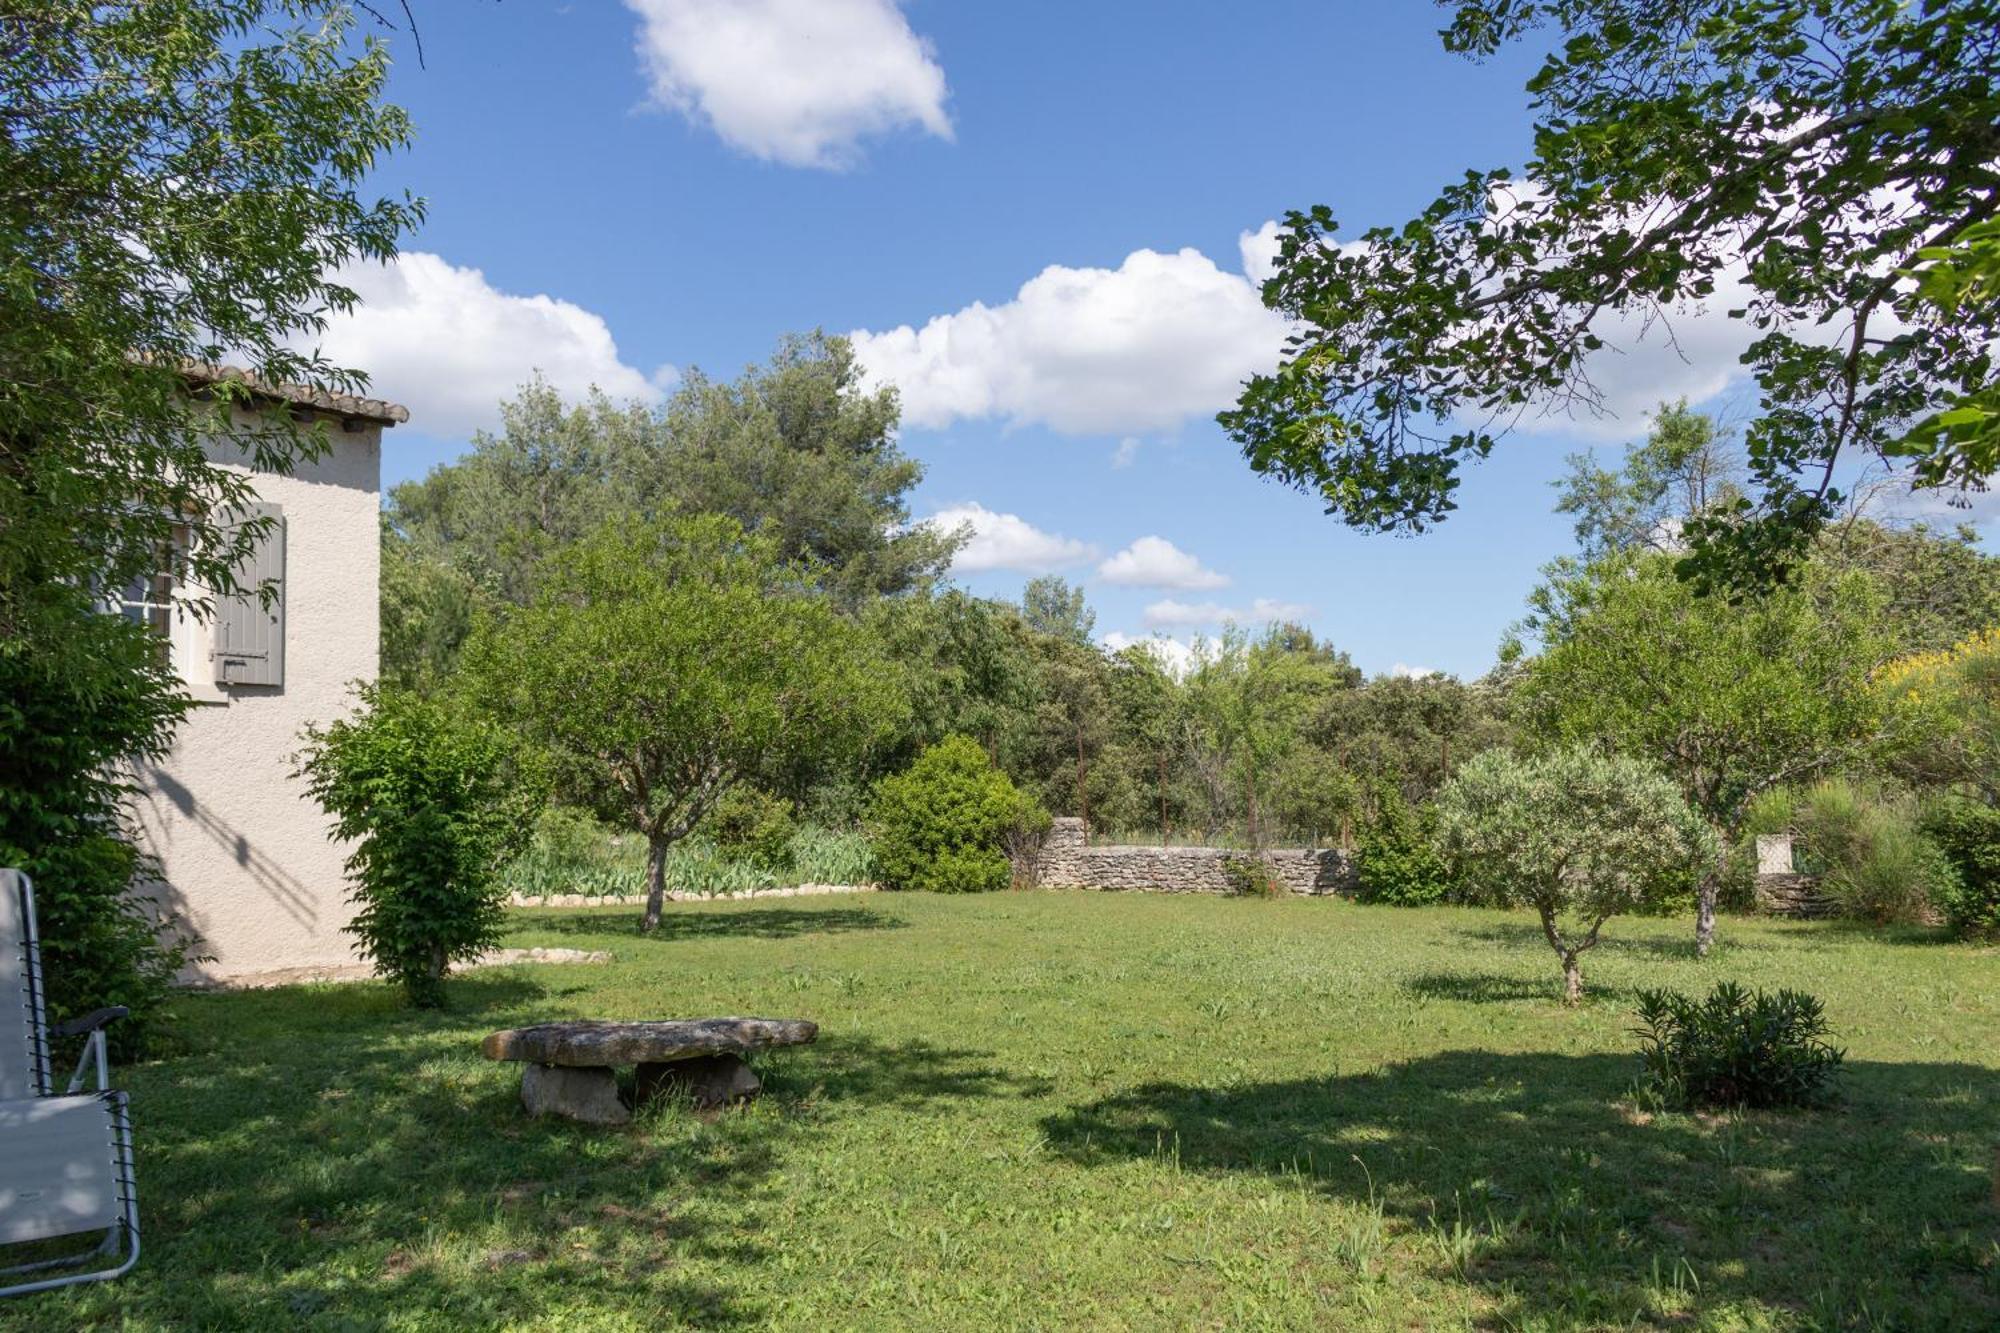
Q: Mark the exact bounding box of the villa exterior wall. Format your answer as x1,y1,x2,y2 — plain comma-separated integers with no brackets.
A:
130,408,385,980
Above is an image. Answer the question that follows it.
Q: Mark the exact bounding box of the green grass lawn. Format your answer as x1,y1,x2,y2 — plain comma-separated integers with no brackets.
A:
7,893,1997,1331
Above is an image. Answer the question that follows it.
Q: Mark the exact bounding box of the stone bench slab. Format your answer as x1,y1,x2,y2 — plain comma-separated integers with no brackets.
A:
481,1017,817,1069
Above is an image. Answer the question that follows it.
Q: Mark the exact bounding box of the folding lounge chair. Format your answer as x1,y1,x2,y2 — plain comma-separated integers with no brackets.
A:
0,869,139,1298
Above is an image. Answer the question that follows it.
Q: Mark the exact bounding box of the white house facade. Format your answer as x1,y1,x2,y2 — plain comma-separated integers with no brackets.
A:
129,368,406,980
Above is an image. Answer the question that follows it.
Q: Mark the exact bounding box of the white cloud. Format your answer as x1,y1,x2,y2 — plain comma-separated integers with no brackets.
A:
1101,631,1197,677
922,502,1096,575
309,252,664,436
626,0,951,169
1143,596,1310,629
1238,219,1283,285
1388,663,1440,680
1110,436,1142,468
851,243,1290,436
1096,536,1229,590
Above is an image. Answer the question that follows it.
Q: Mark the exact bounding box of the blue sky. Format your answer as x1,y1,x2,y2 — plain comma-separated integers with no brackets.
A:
328,0,1903,679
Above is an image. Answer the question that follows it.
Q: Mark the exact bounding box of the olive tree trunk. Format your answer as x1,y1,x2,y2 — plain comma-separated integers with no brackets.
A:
642,835,670,933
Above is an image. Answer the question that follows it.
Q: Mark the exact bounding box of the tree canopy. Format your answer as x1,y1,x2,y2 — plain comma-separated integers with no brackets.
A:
1222,0,2000,585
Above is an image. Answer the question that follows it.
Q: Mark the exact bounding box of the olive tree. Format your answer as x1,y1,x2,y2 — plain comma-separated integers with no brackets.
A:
1437,748,1715,1004
467,514,902,931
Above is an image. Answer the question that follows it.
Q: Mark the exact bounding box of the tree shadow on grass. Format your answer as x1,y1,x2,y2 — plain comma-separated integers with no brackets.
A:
522,904,907,944
1042,1051,2000,1329
768,1033,1054,1110
1400,970,1641,1007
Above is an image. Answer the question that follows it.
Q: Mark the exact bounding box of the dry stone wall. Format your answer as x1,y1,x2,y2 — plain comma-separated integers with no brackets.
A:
1035,818,1356,896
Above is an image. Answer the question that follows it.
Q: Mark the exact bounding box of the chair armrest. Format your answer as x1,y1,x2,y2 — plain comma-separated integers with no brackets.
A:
52,1007,129,1039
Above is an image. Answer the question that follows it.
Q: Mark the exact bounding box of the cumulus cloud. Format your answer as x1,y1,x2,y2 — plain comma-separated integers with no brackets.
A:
922,502,1096,574
1387,663,1440,680
1238,219,1283,285
626,0,951,169
308,252,664,437
1096,536,1229,590
1143,596,1310,629
1101,631,1197,677
851,243,1290,436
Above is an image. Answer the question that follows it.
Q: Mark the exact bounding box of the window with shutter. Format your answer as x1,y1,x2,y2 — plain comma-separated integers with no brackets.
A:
211,502,285,687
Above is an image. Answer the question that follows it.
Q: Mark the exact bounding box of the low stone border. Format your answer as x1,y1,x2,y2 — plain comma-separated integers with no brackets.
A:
508,882,878,909
184,946,613,991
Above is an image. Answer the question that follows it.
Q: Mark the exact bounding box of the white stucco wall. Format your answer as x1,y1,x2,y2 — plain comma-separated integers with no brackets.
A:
131,409,384,980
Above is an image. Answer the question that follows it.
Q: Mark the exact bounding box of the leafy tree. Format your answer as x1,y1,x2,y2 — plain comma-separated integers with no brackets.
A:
1,2,415,1041
297,688,533,1007
1437,747,1714,1003
1020,575,1096,644
0,587,195,1051
1876,626,2000,802
1815,518,2000,655
386,334,954,676
1553,402,1744,562
1027,633,1112,828
1353,781,1454,905
1106,645,1191,840
1515,552,1890,954
1223,0,2000,584
865,588,1041,781
466,514,901,932
870,736,1048,893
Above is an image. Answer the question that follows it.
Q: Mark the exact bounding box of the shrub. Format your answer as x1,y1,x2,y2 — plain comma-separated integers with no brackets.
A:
871,736,1047,893
1782,779,1952,925
1633,982,1844,1111
1220,853,1285,898
707,787,798,874
1437,748,1714,1004
1921,797,2000,938
1354,785,1453,906
298,686,535,1007
0,588,197,1054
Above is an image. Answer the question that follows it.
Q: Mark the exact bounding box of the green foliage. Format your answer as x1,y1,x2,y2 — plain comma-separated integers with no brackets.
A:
1780,780,1952,926
1553,403,1743,565
787,827,879,887
1517,550,1890,952
1020,575,1095,644
297,687,533,1007
1354,785,1453,907
1438,747,1715,1002
466,512,902,928
0,588,196,1052
2,1,412,1043
1219,854,1285,899
1633,982,1845,1112
382,334,955,682
1223,0,2000,584
707,788,799,875
871,736,1047,893
1920,798,2000,939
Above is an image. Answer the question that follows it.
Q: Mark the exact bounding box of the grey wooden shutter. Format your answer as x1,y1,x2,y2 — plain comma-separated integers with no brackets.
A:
212,501,285,686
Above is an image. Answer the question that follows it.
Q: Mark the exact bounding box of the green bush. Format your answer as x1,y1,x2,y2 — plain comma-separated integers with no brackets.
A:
707,787,798,874
0,588,196,1054
1220,853,1285,898
497,806,646,899
1921,797,2000,938
1633,982,1844,1111
1784,779,1951,925
298,687,535,1007
870,736,1046,893
1354,785,1453,906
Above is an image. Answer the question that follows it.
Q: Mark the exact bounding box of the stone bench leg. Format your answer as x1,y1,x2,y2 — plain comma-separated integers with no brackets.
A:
522,1063,630,1125
636,1054,761,1110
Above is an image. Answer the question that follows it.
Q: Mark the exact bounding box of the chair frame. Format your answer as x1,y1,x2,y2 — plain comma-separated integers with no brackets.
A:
1,872,140,1299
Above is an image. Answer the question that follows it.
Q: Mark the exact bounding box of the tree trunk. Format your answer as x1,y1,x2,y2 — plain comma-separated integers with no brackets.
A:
641,835,669,933
1695,868,1719,959
1562,952,1583,1006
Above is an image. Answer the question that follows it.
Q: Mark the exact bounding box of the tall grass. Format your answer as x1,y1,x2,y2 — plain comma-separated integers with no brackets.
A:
498,806,878,899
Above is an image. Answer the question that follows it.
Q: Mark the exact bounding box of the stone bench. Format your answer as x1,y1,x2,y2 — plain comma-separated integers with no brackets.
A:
480,1017,817,1124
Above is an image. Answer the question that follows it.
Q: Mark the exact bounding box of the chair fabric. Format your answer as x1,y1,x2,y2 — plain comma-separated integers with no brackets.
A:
0,872,51,1102
0,1095,128,1245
